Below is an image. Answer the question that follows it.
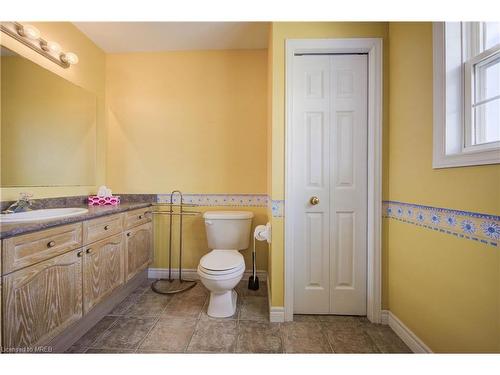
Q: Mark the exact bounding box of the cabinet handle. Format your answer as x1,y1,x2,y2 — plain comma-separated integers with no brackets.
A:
127,232,131,237
86,248,93,254
47,240,56,248
77,251,83,258
104,225,109,230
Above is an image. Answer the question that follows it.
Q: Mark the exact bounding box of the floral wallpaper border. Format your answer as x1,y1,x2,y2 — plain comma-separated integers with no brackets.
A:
271,200,285,218
156,193,268,207
383,200,499,247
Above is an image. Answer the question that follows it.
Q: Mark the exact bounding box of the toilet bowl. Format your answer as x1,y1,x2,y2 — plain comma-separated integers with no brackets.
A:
197,211,253,318
198,250,245,317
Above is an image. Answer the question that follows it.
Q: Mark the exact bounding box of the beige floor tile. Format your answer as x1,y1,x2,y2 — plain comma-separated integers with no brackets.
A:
235,280,268,297
123,290,172,316
293,314,324,322
85,348,136,353
109,288,149,315
186,320,238,353
162,293,207,318
364,325,412,353
180,282,209,297
282,322,332,353
66,316,118,352
318,315,370,326
239,296,268,321
236,321,282,353
91,316,158,350
139,317,197,352
323,326,380,353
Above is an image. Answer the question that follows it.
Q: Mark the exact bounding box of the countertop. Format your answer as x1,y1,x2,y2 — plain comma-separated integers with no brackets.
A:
0,202,153,240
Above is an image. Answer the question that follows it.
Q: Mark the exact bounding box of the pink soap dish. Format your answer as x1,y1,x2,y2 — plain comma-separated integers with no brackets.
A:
88,196,120,206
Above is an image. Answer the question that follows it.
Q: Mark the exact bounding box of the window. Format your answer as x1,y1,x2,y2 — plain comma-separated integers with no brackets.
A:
433,22,500,168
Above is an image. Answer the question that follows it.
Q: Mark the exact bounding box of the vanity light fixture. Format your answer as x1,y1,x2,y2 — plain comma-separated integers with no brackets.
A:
61,52,79,65
0,21,78,68
41,40,62,54
17,24,41,40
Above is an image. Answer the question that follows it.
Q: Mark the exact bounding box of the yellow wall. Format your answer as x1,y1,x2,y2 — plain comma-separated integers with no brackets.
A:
106,49,269,272
267,22,390,307
105,50,267,194
0,22,106,201
387,22,500,352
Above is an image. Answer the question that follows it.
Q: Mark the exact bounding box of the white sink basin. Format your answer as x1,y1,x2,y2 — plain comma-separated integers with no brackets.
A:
0,207,89,223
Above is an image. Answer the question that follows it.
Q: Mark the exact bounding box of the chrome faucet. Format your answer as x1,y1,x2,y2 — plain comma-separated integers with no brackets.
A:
2,193,34,214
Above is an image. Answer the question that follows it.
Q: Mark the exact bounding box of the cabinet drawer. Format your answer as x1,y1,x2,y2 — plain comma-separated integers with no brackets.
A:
124,207,151,229
83,214,123,245
2,223,82,274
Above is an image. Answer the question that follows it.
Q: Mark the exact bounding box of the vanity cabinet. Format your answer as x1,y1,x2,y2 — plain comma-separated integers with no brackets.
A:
125,222,153,281
1,206,152,352
2,222,82,274
83,233,124,313
2,249,83,350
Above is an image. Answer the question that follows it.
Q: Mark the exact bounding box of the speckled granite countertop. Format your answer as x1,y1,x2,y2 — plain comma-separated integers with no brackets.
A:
0,195,156,240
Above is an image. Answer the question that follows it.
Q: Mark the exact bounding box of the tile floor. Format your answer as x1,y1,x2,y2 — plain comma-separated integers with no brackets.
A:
67,279,411,354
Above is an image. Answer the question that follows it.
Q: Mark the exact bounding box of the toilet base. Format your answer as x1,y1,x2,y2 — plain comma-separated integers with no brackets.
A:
207,289,237,318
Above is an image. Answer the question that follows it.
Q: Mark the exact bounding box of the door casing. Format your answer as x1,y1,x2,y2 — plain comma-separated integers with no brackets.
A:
285,38,383,323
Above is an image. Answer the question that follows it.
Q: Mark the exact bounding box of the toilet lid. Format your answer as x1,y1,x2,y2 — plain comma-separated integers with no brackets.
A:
200,250,244,271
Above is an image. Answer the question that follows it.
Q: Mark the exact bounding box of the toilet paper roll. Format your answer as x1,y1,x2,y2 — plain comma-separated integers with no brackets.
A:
254,225,268,241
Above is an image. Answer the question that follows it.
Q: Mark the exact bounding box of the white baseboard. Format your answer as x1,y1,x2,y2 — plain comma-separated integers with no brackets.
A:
380,309,389,325
267,277,285,322
381,310,433,353
148,267,267,281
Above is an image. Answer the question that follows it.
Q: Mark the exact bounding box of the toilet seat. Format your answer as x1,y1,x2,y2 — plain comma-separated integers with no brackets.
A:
198,264,245,280
198,250,245,280
199,250,244,271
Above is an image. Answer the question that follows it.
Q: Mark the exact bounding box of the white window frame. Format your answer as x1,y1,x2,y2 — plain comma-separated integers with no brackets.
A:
464,48,500,152
433,22,500,168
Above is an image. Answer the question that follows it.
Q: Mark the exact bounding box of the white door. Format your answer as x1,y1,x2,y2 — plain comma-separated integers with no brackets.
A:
292,54,368,315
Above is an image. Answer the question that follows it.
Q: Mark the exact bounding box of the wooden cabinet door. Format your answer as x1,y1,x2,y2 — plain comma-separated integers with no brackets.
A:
2,249,83,350
83,233,124,313
125,222,152,281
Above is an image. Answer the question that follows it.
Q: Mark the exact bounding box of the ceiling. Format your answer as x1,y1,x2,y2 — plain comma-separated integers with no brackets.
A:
73,22,269,53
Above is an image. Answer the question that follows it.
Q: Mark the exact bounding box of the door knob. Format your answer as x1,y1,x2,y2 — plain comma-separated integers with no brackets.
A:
310,196,320,205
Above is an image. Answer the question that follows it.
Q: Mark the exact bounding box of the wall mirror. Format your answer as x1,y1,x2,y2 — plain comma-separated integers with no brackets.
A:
1,45,96,187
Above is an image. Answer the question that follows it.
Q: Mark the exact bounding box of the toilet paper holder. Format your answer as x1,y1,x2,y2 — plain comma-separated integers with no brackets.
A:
254,222,271,243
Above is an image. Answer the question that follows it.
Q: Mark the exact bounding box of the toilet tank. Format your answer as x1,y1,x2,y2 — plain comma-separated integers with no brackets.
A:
204,211,254,250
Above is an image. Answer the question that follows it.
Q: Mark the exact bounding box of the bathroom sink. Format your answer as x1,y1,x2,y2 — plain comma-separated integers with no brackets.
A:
0,207,89,223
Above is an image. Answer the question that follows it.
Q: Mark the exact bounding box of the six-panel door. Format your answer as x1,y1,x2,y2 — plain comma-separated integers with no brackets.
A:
291,54,368,315
2,248,83,350
83,233,125,313
125,222,153,281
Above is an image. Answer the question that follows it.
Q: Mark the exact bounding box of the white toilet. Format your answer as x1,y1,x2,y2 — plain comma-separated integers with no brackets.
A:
197,210,253,318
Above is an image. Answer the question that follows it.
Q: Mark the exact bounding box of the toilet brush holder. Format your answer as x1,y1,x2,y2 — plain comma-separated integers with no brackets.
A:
248,223,271,291
248,250,259,290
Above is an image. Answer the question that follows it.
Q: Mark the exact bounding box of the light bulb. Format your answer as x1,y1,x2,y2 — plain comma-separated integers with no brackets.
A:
61,52,79,65
41,41,62,54
19,24,41,40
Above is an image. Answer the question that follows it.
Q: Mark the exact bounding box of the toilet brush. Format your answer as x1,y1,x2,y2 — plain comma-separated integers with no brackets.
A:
248,235,259,290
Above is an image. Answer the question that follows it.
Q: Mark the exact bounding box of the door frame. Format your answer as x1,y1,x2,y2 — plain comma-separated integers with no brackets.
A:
284,38,383,323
